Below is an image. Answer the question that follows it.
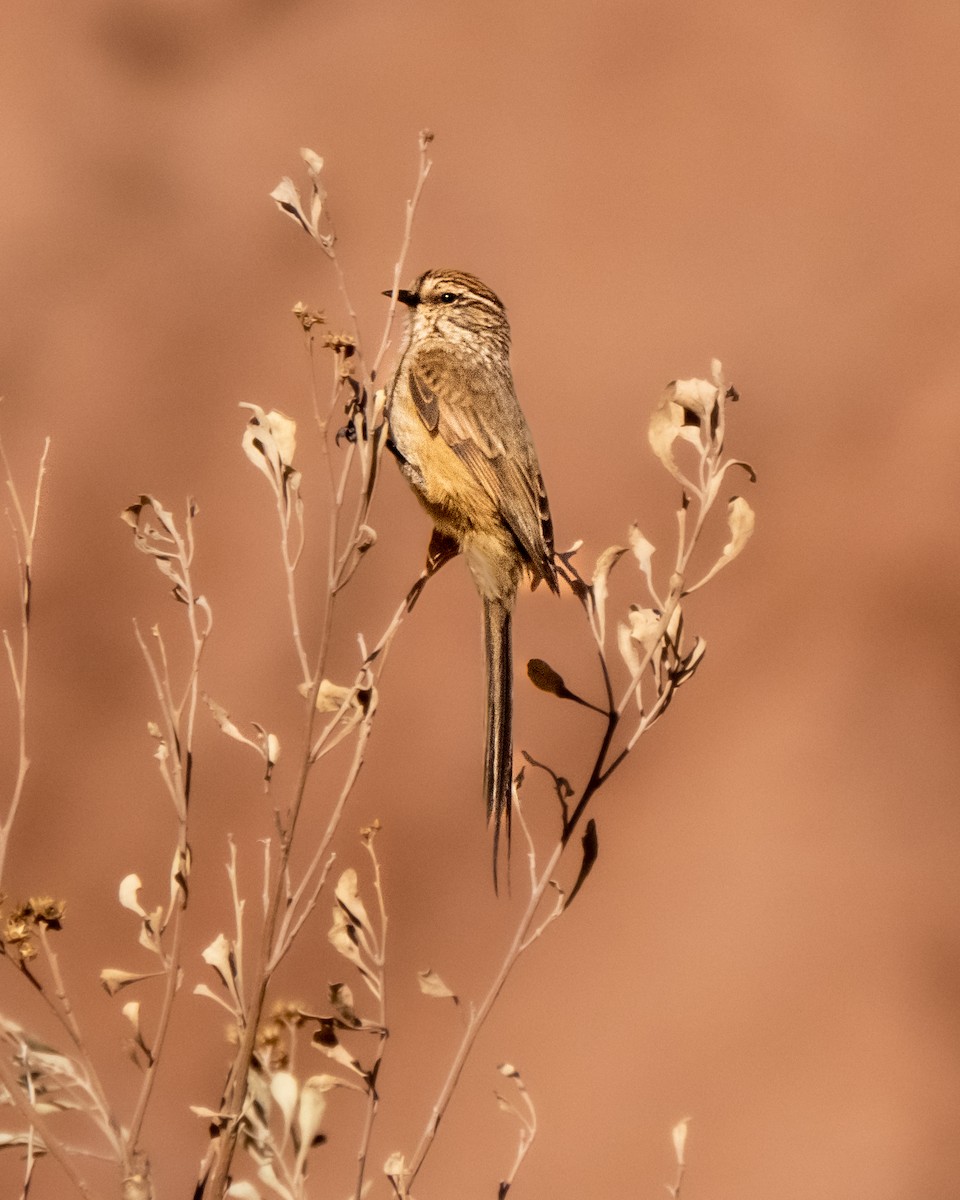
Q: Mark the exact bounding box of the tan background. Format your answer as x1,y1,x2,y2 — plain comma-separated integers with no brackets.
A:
2,2,959,1197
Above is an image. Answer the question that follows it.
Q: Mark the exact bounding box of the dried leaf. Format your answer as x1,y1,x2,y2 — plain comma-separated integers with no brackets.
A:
328,982,359,1026
100,968,161,996
671,376,718,422
383,1152,406,1181
201,933,236,990
300,147,324,177
256,1162,295,1200
269,1071,299,1131
564,819,598,910
526,659,599,713
648,381,710,486
722,495,755,562
240,404,298,492
266,733,281,770
673,637,707,687
617,621,641,678
311,1022,366,1079
204,696,262,753
0,1131,45,1149
627,606,663,654
225,1184,263,1200
328,908,380,999
270,177,310,234
628,525,658,601
334,868,371,932
526,659,566,697
328,908,365,971
684,495,756,594
118,874,147,917
192,983,238,1015
296,1074,344,1164
672,1116,691,1165
136,907,163,955
313,679,359,715
417,969,458,1003
590,545,627,644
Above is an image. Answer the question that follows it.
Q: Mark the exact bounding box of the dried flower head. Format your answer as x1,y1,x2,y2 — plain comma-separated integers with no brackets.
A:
360,818,381,843
292,301,325,332
3,915,31,945
256,1019,289,1070
27,896,66,928
322,331,357,358
270,1000,305,1027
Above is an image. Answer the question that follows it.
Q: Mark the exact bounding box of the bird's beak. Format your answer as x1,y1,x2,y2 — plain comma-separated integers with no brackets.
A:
383,288,419,308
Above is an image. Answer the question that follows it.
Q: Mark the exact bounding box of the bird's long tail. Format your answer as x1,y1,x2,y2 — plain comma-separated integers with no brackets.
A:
483,597,513,892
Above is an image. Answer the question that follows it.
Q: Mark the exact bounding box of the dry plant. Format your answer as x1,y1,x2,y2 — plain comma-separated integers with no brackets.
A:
0,134,755,1200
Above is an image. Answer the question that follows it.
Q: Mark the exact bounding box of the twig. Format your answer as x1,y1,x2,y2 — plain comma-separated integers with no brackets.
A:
404,371,752,1191
201,138,438,1195
0,433,50,883
371,130,434,381
34,926,124,1163
352,830,388,1200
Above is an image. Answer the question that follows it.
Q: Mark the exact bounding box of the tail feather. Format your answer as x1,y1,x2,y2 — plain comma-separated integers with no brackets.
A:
483,599,513,892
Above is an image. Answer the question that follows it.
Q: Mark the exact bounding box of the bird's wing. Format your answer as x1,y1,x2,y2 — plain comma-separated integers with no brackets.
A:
407,349,556,586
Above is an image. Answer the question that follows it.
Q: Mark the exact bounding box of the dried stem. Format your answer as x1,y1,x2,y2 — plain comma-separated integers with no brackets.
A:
33,926,124,1163
404,372,752,1192
200,137,437,1197
372,130,434,381
352,831,389,1200
0,432,49,884
495,1067,537,1197
0,1048,101,1200
119,501,208,1178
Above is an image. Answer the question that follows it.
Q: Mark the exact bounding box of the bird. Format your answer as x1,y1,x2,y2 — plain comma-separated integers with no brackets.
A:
383,268,558,888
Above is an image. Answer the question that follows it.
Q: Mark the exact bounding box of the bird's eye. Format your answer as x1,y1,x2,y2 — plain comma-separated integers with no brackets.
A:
438,292,457,304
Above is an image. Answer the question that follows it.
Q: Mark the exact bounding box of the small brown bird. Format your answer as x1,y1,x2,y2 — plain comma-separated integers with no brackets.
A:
384,269,558,886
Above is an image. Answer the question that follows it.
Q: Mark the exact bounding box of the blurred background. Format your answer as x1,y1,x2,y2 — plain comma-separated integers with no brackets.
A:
1,1,959,1197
